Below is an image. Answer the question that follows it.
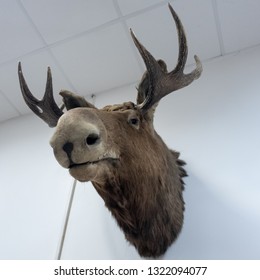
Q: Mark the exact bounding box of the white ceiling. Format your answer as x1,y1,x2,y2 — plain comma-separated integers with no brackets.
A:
1,0,260,123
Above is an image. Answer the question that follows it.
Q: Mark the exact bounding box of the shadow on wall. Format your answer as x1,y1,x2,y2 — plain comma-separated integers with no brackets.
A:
164,171,260,260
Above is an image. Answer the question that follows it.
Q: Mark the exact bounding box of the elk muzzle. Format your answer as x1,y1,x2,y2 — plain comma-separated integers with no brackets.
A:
49,108,108,170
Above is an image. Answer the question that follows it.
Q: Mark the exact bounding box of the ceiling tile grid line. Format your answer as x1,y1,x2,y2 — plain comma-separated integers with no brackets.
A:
0,0,218,68
2,1,260,68
0,0,170,76
113,0,146,75
0,1,75,119
211,0,226,56
16,0,46,47
1,1,260,124
4,0,172,65
12,0,169,64
0,0,222,123
19,0,119,45
216,0,260,54
16,0,78,94
0,0,165,122
0,0,43,65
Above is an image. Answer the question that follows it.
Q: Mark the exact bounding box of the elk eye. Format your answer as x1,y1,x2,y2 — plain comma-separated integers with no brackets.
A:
129,118,139,126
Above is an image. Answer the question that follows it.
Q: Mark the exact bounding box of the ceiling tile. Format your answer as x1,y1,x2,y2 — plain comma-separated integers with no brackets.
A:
1,0,259,124
51,23,143,95
0,50,74,115
117,0,164,15
127,0,220,70
21,0,118,44
216,0,260,53
0,0,44,64
0,92,19,122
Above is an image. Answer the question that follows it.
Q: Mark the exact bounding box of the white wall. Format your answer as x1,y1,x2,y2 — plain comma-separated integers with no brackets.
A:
1,46,260,259
0,115,74,259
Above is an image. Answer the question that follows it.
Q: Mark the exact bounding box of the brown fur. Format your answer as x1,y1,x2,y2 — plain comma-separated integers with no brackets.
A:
18,4,202,258
50,101,187,258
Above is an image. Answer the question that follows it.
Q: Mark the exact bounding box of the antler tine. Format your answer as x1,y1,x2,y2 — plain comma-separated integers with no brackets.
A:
168,3,188,74
168,3,202,82
130,29,164,112
132,3,202,113
18,62,63,127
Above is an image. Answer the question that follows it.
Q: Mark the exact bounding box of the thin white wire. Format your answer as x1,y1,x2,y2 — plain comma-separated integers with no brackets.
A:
56,179,77,260
56,94,96,259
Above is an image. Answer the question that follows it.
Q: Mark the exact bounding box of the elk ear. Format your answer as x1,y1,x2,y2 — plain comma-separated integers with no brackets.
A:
136,60,167,120
59,90,96,110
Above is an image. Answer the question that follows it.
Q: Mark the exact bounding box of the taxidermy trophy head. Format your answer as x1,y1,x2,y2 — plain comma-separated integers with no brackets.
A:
18,4,202,258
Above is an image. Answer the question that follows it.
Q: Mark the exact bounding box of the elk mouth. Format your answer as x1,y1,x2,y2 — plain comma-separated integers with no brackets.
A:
68,157,119,169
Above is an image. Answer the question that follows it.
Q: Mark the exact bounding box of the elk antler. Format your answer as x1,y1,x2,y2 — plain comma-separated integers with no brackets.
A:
131,3,202,113
18,62,63,127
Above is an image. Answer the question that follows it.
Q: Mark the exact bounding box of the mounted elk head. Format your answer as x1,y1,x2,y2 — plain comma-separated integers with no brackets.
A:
18,4,202,258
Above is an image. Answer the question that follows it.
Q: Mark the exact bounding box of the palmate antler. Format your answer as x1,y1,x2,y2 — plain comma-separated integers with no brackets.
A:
132,3,202,113
18,62,63,127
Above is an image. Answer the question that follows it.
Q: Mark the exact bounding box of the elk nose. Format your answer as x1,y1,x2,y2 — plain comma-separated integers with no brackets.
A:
86,133,100,146
62,142,74,156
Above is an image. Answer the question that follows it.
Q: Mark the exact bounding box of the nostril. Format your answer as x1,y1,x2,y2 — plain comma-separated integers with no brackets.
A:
63,142,74,155
86,133,100,146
